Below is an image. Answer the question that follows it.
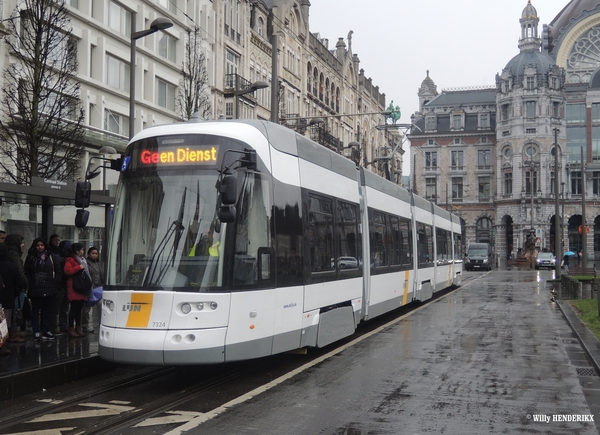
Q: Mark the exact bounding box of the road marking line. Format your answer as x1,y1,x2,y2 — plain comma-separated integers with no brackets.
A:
135,411,204,427
27,403,136,423
2,428,76,435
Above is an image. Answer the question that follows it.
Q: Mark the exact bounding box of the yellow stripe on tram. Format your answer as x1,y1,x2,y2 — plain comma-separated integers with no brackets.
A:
126,293,154,328
402,270,410,305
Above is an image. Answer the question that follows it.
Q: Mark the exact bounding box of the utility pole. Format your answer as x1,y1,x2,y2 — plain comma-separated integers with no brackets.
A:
581,146,587,269
554,128,561,278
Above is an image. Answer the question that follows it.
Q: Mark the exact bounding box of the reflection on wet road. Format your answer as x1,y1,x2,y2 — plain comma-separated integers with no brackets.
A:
195,269,599,435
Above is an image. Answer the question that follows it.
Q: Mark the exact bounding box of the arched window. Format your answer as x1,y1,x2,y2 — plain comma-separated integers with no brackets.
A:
330,83,335,108
319,73,324,101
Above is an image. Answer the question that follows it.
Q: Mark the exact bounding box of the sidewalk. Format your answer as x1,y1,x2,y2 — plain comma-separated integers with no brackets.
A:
557,300,600,374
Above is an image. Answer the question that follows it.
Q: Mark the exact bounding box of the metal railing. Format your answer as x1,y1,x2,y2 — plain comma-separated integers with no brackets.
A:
550,275,600,300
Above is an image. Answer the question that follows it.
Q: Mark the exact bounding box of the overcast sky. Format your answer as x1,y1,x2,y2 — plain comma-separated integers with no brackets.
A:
308,0,568,174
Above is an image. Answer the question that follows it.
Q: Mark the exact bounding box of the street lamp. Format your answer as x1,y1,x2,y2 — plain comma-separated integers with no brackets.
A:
553,128,561,277
338,141,360,166
129,15,174,139
234,79,268,119
561,181,566,255
524,145,538,237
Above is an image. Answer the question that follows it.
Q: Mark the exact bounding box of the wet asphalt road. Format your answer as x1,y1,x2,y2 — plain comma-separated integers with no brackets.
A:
192,268,599,435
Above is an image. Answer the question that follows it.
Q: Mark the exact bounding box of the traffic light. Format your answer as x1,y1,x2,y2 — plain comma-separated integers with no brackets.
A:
75,181,91,208
74,209,89,228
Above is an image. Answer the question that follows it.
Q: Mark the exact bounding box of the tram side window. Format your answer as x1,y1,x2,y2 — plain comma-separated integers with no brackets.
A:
308,194,334,272
388,216,401,266
436,228,450,262
232,174,272,286
336,201,360,270
369,210,387,268
399,218,413,267
454,234,463,261
417,223,434,268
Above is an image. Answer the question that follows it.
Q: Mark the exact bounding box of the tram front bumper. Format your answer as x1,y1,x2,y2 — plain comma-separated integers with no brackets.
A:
99,325,227,365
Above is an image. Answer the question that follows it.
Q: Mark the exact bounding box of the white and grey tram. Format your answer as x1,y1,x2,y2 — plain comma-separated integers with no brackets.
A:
99,120,463,365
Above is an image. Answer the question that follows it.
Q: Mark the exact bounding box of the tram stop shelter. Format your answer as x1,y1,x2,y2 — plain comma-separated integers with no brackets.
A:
0,177,114,243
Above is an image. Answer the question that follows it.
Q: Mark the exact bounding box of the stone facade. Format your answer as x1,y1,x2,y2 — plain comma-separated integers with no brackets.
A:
409,84,497,249
410,0,600,263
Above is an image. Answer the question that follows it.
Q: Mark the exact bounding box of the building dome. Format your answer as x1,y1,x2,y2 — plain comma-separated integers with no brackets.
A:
522,0,538,20
503,49,556,81
419,70,437,95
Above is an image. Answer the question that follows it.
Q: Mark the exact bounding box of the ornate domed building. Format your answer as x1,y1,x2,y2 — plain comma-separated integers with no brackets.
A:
411,0,600,264
494,0,566,263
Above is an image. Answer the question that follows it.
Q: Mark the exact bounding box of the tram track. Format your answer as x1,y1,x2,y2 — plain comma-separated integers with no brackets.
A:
0,366,174,431
68,358,280,435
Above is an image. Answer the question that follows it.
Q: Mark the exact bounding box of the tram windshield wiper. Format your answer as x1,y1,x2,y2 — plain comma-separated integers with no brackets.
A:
143,188,187,287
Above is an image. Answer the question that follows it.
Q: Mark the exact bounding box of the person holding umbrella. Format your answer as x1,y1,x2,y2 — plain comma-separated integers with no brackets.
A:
563,251,576,273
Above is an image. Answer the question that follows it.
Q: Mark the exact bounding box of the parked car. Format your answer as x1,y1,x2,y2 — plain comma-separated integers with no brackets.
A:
535,252,556,270
337,257,358,269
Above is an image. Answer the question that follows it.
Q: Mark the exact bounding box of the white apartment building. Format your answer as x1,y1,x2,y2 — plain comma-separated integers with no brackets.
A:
0,0,397,248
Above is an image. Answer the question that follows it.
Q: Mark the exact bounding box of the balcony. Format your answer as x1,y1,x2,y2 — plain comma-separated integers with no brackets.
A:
310,125,343,150
224,74,259,100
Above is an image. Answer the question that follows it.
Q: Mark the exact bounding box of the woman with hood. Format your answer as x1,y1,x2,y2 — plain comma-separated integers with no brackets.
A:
24,238,62,340
83,246,103,333
63,243,90,338
51,239,73,335
5,234,29,333
48,234,61,255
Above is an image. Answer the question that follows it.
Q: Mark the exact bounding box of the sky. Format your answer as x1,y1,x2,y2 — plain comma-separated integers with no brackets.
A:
308,0,569,174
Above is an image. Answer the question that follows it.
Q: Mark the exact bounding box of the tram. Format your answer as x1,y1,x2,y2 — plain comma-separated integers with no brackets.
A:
99,120,463,365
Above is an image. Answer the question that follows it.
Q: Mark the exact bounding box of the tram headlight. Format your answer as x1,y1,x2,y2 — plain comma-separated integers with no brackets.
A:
103,299,114,312
210,301,218,310
197,302,204,311
181,303,192,314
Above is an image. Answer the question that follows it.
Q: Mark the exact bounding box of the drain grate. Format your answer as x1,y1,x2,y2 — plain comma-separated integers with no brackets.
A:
576,367,598,377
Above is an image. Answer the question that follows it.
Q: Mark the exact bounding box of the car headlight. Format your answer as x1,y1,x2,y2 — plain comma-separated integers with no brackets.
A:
483,259,488,263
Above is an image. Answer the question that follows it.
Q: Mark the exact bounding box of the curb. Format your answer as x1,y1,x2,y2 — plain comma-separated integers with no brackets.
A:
556,300,600,375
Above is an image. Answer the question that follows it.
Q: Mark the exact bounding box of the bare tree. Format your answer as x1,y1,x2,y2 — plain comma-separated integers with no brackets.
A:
0,0,85,185
177,25,212,121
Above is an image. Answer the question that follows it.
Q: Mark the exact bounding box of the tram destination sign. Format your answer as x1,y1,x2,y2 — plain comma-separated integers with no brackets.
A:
134,145,219,168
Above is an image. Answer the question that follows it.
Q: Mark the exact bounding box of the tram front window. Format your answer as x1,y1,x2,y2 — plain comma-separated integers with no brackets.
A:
107,170,224,289
107,149,271,291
